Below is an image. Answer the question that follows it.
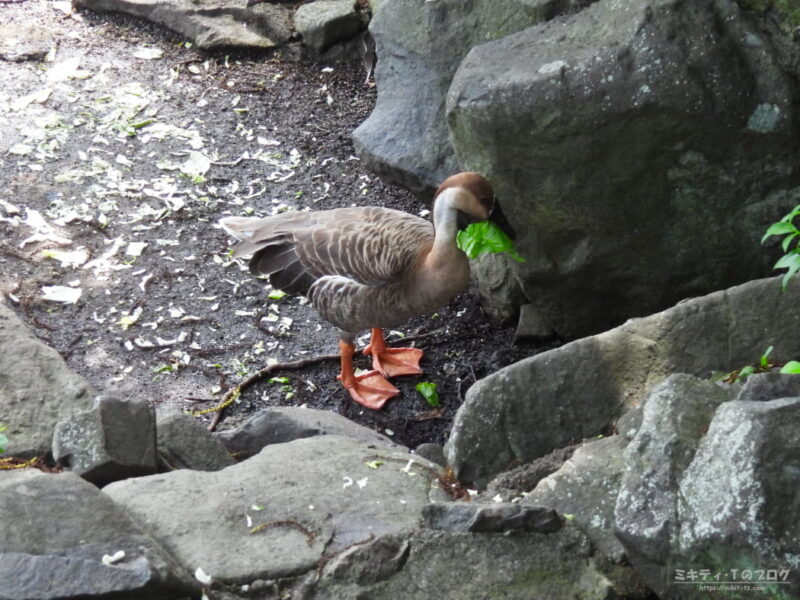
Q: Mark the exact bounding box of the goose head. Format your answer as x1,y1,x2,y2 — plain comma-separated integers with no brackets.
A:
434,172,515,240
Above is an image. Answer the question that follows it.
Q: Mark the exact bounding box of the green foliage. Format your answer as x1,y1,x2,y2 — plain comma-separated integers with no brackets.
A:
415,381,440,408
0,425,7,454
780,360,800,374
723,346,776,383
762,204,800,289
456,221,524,262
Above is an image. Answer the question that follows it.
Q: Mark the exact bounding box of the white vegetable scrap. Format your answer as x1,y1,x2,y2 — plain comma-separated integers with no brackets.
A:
400,458,417,475
125,241,147,257
115,306,143,331
133,47,164,60
342,477,354,489
356,477,368,489
101,550,125,565
41,285,82,304
139,273,154,292
41,247,90,267
194,567,213,585
180,151,211,177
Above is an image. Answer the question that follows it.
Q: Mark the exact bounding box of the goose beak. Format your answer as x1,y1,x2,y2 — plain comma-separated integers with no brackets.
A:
490,201,516,240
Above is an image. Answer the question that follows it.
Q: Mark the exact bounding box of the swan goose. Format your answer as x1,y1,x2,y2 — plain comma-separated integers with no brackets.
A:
219,172,513,409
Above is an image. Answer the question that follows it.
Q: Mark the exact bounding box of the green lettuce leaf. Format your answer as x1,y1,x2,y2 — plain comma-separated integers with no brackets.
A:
456,221,524,262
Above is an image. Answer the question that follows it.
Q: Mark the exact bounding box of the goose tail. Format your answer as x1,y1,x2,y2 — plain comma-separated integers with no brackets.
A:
218,216,260,240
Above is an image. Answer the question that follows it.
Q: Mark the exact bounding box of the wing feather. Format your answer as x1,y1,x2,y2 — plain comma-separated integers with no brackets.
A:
219,207,433,295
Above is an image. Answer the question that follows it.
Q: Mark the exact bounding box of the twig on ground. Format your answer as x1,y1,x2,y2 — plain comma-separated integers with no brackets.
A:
202,352,340,431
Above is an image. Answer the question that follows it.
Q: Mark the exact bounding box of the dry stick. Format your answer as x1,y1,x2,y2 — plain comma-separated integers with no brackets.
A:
203,353,340,432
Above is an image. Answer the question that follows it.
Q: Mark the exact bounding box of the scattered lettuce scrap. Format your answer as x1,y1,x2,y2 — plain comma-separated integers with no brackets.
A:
457,221,524,262
415,381,440,408
781,360,800,374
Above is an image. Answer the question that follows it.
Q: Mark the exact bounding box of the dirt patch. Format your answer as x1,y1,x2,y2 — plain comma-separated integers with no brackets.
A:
0,1,545,449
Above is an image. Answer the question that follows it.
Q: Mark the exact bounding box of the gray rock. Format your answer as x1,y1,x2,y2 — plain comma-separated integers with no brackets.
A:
76,0,293,50
481,444,576,502
615,405,643,441
524,435,628,562
0,470,196,599
307,526,615,600
676,399,800,597
53,395,159,486
736,371,800,403
353,0,577,195
0,302,95,458
294,0,365,53
412,442,445,467
614,375,734,570
104,435,444,583
0,23,54,62
448,0,800,339
514,302,556,344
156,410,235,471
214,405,400,459
616,387,800,599
446,276,800,485
423,502,561,533
320,534,410,585
471,250,526,324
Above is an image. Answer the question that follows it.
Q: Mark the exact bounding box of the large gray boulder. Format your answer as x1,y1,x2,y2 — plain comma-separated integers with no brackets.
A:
305,526,616,600
353,0,595,195
448,0,800,338
615,376,800,599
0,302,95,458
214,405,400,459
0,470,196,599
446,276,800,485
75,0,293,50
295,0,365,52
104,435,445,584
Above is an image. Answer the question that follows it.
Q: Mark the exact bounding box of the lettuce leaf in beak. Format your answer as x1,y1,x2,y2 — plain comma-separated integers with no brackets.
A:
456,221,524,262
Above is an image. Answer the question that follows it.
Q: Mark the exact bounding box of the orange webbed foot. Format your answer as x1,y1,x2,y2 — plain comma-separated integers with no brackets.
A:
337,370,399,410
363,328,424,378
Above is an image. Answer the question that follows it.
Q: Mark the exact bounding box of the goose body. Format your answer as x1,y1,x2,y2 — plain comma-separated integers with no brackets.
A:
220,172,507,409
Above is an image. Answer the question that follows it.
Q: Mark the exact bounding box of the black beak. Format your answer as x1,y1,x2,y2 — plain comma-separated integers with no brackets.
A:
489,201,516,240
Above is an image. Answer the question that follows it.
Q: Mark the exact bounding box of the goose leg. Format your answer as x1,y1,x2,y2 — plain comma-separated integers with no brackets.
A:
363,328,424,378
337,340,399,410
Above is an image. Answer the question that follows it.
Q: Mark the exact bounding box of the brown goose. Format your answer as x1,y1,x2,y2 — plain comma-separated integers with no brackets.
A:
219,172,513,410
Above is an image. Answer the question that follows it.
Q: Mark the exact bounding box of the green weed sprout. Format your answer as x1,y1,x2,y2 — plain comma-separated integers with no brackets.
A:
762,204,800,289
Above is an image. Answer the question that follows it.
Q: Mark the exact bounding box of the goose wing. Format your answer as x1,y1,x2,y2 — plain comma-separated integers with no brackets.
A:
221,207,433,295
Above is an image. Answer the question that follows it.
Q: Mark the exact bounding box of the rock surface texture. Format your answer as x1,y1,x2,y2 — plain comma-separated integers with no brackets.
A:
104,435,446,583
615,373,800,599
0,301,95,457
76,0,293,50
448,0,800,337
446,276,800,485
352,0,596,195
304,526,616,600
214,405,400,459
52,395,160,486
0,470,196,599
156,410,236,471
75,0,367,57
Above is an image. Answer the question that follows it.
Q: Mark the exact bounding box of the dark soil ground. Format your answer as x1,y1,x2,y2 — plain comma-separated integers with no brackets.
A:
0,1,543,449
